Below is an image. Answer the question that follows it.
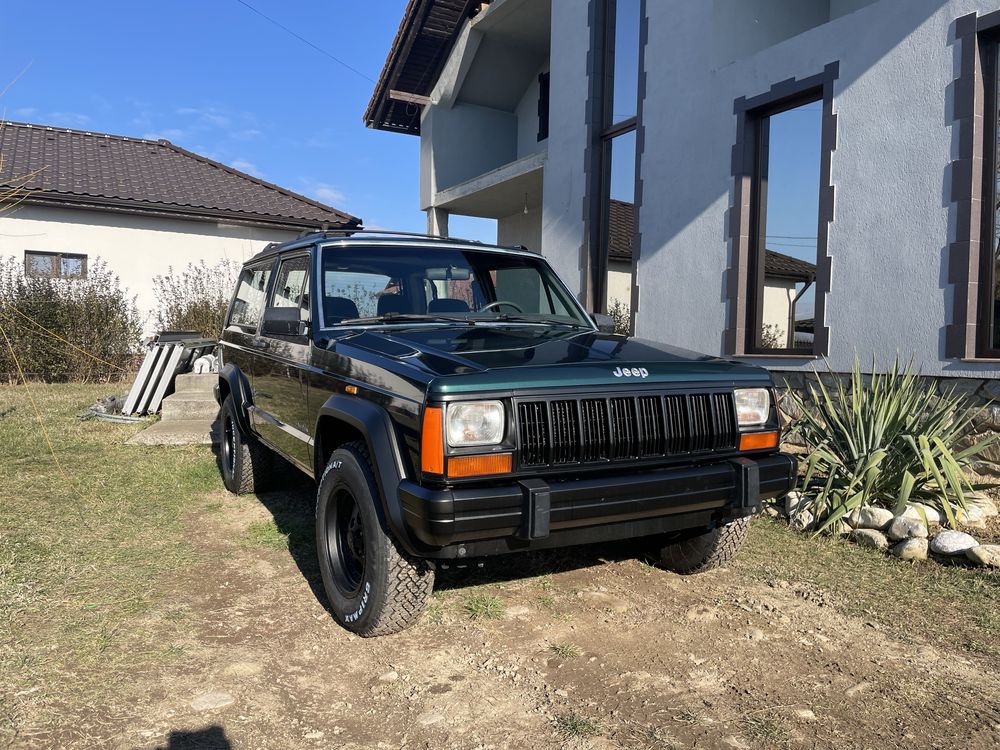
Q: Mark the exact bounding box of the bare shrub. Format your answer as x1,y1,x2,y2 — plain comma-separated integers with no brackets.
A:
607,298,631,335
152,260,239,338
0,257,141,382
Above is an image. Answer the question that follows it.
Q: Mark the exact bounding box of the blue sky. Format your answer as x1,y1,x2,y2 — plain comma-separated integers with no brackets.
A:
2,0,820,280
0,0,495,242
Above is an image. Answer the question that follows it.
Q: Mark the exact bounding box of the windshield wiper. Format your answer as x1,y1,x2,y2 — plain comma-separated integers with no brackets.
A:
488,313,591,329
337,312,476,326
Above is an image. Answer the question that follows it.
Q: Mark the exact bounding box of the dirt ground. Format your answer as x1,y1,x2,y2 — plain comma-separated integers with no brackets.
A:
7,473,1000,750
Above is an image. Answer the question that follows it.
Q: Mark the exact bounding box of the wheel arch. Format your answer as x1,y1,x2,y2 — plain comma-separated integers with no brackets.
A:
314,396,419,555
218,363,253,437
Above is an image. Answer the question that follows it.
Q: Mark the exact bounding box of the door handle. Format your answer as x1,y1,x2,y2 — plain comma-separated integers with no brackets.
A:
253,338,270,351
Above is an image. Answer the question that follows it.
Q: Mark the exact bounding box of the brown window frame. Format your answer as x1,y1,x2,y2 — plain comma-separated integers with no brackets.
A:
584,0,642,317
947,11,1000,361
977,29,1000,358
726,63,838,358
23,250,88,279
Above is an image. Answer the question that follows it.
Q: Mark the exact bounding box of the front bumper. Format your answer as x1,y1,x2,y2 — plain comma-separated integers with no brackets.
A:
399,452,796,558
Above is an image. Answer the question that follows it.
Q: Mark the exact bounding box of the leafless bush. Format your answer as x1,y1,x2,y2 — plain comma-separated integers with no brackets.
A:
607,298,631,336
152,260,239,338
0,257,141,382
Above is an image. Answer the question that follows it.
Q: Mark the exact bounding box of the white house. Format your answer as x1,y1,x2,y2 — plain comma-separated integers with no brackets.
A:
0,121,358,333
365,0,1000,410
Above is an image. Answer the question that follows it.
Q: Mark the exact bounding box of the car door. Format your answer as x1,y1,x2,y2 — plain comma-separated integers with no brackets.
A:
252,252,313,471
222,259,274,405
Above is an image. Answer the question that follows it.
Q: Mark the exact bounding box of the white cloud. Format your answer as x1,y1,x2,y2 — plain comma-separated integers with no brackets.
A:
142,128,187,142
299,179,347,206
12,107,36,119
230,159,263,177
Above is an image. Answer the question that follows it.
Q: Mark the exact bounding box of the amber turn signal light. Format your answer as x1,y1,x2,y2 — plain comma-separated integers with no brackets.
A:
447,453,513,479
421,406,445,475
739,431,779,451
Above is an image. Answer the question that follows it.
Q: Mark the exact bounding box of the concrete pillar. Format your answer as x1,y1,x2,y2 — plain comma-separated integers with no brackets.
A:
427,207,449,237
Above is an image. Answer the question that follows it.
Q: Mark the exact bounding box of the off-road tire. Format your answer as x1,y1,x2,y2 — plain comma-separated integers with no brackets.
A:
316,441,434,636
657,517,751,574
218,395,271,495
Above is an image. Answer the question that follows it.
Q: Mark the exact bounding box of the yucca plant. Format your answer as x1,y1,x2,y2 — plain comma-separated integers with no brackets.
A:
787,356,997,533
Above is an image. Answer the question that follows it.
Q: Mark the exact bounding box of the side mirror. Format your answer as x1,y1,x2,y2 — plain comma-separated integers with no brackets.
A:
261,306,309,337
592,312,616,334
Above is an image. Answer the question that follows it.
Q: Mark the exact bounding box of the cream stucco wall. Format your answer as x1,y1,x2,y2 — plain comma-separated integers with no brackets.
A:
607,262,633,313
0,205,297,336
761,279,797,347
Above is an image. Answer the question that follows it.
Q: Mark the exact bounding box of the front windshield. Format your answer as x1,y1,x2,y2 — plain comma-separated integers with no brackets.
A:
320,245,591,328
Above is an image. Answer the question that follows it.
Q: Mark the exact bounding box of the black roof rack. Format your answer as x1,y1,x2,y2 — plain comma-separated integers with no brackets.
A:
249,228,518,263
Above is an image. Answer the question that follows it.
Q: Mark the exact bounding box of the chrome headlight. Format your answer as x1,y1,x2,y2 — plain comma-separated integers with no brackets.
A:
446,401,505,447
734,388,770,428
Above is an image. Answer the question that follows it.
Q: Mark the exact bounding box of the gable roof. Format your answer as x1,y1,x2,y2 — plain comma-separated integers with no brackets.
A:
0,121,360,231
764,249,816,281
365,0,481,134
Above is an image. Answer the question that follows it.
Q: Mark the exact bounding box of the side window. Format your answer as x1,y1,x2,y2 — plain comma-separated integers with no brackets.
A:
229,264,272,332
270,255,311,321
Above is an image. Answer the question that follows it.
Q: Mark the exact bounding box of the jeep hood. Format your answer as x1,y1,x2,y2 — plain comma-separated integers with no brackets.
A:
336,325,770,394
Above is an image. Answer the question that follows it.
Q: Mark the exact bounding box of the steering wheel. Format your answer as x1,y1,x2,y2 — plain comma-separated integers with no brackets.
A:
479,300,524,314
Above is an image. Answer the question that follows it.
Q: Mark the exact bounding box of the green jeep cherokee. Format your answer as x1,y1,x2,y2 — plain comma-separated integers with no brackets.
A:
216,231,795,636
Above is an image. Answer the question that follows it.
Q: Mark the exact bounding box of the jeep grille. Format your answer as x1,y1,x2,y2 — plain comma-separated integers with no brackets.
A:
516,392,738,468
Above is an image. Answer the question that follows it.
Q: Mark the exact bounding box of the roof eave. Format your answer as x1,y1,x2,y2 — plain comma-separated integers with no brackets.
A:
15,194,361,233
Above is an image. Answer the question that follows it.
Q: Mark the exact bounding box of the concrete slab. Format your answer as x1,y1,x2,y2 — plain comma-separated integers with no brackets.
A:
128,418,219,446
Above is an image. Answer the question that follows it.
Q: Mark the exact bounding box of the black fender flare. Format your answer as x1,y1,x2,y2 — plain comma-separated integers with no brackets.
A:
315,395,422,556
218,363,253,437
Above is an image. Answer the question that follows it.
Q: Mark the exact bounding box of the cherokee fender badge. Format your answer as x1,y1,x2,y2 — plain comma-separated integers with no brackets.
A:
612,366,649,378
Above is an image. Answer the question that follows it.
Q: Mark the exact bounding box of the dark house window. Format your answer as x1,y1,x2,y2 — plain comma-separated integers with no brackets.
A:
727,63,838,358
588,0,641,315
979,35,1000,356
24,251,87,279
537,72,550,142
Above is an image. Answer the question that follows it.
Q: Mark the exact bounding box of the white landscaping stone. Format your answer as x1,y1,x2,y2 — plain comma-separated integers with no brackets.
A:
903,503,942,526
851,529,889,551
889,538,928,562
969,493,999,518
966,544,1000,568
887,516,928,542
190,691,235,712
378,670,399,682
848,507,894,531
929,530,978,556
784,491,805,517
789,509,814,533
957,505,988,529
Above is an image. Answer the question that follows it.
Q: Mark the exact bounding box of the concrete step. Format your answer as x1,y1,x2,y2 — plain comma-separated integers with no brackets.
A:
129,418,218,446
161,391,220,421
173,372,217,394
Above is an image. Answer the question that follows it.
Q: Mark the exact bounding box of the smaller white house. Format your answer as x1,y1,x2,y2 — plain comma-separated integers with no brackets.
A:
0,121,358,333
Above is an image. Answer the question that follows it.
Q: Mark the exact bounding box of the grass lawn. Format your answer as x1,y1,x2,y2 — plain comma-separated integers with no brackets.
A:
0,382,222,742
2,383,999,746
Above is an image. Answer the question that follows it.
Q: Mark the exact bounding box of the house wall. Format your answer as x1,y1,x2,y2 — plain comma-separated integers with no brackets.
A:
607,262,633,311
0,204,294,336
514,62,550,159
761,280,798,345
498,206,543,251
539,0,593,297
629,0,999,379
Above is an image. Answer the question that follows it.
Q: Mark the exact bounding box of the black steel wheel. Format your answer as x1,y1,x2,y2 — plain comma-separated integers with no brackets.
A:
315,441,434,636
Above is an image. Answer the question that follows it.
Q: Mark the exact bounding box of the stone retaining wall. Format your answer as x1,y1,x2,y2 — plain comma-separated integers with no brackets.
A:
774,372,1000,478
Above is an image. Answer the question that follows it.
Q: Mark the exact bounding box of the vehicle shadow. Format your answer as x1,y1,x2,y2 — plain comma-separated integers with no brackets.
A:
241,452,652,607
155,725,231,749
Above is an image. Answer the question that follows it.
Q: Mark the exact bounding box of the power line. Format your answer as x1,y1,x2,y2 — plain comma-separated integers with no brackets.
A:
766,234,817,240
232,0,376,84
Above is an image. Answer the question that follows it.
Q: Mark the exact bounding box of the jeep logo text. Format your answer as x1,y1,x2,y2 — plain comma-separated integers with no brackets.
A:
612,367,649,378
